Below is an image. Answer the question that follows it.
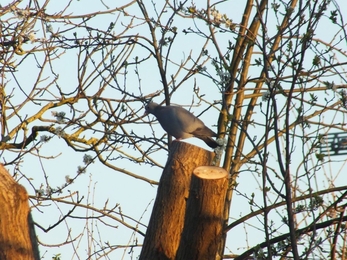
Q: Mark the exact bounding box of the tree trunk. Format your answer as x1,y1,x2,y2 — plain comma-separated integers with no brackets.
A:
176,166,228,260
139,141,215,260
0,164,40,260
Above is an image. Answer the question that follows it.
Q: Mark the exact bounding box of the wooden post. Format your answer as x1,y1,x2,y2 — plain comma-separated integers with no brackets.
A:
139,141,214,260
176,166,228,260
0,164,40,260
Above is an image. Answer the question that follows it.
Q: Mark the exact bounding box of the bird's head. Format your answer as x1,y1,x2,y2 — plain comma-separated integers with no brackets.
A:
144,102,159,115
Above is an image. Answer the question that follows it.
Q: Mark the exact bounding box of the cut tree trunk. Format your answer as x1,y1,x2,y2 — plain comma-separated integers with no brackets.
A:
175,166,228,260
0,164,40,260
139,141,215,260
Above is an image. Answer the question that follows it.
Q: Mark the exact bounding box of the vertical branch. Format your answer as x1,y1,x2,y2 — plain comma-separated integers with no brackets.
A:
217,0,266,258
136,0,169,104
217,0,254,168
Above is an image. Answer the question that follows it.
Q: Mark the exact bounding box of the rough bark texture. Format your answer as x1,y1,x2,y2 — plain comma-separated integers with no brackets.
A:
0,164,40,260
139,141,214,260
176,166,228,260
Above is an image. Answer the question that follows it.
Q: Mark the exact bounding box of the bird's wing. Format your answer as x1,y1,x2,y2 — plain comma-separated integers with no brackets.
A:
153,105,217,141
190,126,217,138
173,107,204,130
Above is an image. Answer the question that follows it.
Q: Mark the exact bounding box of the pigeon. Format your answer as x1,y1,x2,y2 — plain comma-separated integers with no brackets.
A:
145,102,219,148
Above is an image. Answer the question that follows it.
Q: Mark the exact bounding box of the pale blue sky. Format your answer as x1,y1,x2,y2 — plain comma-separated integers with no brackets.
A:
2,0,347,259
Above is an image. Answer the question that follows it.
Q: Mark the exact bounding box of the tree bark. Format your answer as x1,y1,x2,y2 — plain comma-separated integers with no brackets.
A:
139,141,215,260
176,166,228,260
0,164,40,260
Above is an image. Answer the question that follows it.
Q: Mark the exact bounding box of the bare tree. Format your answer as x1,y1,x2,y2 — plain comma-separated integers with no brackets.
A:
1,0,347,259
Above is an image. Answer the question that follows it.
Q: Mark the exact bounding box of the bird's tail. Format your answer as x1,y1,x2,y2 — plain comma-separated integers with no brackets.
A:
197,136,219,148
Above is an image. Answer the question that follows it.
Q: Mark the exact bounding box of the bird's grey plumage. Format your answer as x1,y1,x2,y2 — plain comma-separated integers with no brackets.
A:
145,102,219,148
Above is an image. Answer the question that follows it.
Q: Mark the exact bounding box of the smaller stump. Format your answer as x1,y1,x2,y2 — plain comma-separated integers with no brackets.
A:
176,166,229,260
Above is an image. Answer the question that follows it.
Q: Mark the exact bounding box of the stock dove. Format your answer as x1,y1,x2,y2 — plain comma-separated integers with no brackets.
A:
145,102,219,148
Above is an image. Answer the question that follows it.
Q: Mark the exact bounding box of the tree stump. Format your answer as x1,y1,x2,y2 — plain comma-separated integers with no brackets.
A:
139,141,215,260
0,164,40,260
176,166,228,260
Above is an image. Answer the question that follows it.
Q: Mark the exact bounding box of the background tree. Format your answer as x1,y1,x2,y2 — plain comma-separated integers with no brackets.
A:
1,0,347,259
